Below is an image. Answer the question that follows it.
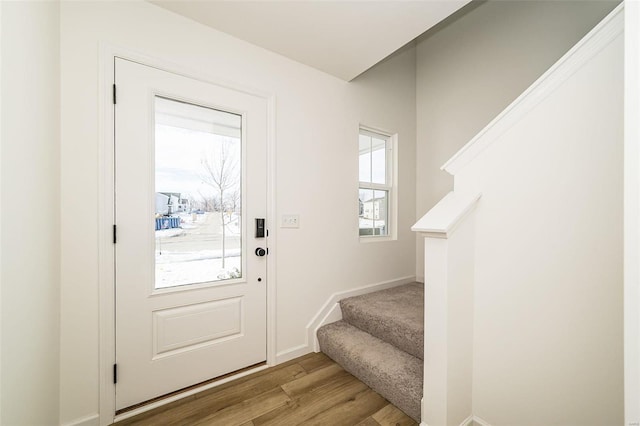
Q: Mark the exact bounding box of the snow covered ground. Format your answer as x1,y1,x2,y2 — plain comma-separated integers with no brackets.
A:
156,255,241,289
154,212,243,288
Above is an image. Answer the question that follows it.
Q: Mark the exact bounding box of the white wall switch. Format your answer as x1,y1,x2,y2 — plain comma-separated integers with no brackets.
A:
281,214,300,228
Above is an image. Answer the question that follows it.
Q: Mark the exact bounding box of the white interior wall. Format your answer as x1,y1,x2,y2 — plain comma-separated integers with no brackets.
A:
0,1,61,424
1,4,3,421
59,2,416,424
415,0,620,281
455,29,623,425
625,1,640,423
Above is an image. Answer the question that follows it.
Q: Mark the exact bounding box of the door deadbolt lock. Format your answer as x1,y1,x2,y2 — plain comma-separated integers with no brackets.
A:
255,247,267,257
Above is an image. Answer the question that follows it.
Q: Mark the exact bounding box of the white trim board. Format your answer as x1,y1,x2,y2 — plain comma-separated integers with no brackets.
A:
61,414,100,426
458,415,474,426
442,415,493,426
442,3,624,176
275,344,312,365
412,191,481,238
420,419,491,426
97,43,277,426
472,416,493,426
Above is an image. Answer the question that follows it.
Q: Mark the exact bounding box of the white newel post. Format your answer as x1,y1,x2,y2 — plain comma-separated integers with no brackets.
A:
412,192,480,426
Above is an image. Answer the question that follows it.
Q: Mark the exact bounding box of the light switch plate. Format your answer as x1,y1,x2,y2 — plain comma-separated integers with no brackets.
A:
281,214,300,228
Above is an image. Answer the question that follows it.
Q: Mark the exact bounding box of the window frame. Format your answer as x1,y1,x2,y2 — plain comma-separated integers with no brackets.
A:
358,126,398,242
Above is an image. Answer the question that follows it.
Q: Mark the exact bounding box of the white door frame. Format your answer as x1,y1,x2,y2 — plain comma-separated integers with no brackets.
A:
97,44,277,426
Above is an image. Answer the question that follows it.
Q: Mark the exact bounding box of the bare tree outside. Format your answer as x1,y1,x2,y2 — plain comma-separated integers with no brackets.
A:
227,188,241,215
200,139,240,269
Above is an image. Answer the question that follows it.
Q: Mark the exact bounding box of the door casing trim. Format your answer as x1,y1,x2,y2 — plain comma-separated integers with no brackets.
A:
98,43,277,426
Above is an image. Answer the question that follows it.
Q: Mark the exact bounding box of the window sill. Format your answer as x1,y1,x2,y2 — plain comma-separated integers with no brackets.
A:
359,235,396,243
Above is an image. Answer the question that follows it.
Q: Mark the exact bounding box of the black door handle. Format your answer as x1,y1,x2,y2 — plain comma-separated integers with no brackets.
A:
255,247,267,257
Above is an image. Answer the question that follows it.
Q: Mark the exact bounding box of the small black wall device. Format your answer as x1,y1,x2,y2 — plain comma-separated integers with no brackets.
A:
255,218,265,238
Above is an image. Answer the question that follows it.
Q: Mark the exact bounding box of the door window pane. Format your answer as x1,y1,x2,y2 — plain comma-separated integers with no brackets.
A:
155,96,242,289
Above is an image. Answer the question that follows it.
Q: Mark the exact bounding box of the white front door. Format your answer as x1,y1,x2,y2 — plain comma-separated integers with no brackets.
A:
114,58,268,411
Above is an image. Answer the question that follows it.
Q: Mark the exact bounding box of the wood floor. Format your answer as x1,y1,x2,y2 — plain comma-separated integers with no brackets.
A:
113,352,417,426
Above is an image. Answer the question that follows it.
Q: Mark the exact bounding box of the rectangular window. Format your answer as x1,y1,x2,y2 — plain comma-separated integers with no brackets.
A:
359,128,394,238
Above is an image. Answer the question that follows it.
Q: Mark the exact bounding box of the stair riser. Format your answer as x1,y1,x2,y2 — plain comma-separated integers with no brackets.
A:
317,321,422,422
339,282,424,360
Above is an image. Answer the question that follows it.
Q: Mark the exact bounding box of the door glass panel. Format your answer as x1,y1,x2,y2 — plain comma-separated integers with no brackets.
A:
155,96,242,289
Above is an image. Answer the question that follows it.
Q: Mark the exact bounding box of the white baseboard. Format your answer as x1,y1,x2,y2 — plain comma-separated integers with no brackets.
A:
472,416,492,426
275,344,311,364
459,415,474,426
420,414,491,426
61,414,100,426
310,302,343,352
306,275,417,352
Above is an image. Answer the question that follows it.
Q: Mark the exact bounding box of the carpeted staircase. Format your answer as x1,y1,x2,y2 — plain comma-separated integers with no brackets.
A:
317,282,424,422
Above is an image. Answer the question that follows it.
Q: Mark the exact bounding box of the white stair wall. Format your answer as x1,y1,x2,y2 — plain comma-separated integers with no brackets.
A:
414,4,624,425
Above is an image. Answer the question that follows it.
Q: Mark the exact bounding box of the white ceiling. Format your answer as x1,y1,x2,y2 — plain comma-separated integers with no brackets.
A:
150,1,470,81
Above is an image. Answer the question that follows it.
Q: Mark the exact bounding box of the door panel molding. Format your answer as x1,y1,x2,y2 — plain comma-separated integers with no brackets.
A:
152,297,244,359
97,44,277,426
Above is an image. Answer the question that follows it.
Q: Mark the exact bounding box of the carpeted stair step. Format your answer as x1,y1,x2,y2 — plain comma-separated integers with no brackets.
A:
317,320,423,422
340,282,424,360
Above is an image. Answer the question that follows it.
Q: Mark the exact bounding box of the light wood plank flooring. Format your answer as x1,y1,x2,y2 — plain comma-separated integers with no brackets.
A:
113,352,417,426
